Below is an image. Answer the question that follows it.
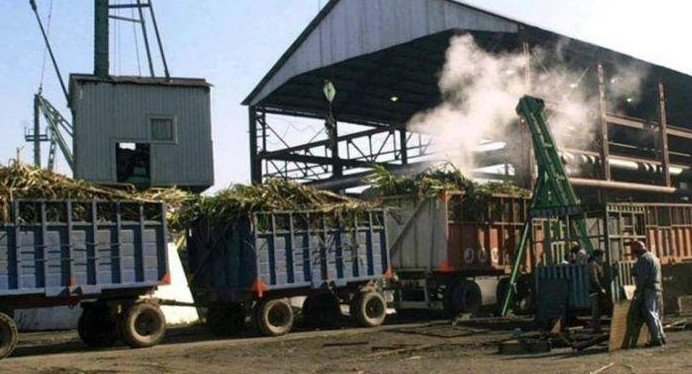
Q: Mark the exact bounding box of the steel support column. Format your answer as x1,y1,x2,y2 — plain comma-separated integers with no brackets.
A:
94,0,109,78
249,106,262,184
516,30,535,189
33,94,41,168
658,82,671,187
399,129,408,165
329,119,342,178
597,64,611,181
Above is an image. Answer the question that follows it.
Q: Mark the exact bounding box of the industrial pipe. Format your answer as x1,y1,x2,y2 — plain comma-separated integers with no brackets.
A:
308,162,432,191
570,178,677,193
560,150,686,176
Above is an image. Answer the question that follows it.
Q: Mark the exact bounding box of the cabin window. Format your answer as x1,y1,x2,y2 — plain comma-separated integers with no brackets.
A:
150,117,176,142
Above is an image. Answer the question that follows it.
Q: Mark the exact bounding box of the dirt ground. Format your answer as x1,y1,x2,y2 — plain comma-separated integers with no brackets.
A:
3,315,691,374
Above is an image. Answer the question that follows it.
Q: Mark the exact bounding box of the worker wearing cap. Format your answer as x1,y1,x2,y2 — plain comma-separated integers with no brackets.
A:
587,249,607,332
631,240,666,347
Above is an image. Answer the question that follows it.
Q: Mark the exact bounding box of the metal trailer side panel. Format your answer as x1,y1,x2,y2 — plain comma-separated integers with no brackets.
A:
450,222,527,271
187,210,389,304
0,200,168,307
534,202,692,313
254,211,389,291
601,203,692,263
386,193,531,274
386,195,447,272
642,204,692,263
185,217,257,303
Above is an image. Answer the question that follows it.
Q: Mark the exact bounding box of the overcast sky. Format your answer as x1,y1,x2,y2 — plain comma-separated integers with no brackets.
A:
1,0,690,190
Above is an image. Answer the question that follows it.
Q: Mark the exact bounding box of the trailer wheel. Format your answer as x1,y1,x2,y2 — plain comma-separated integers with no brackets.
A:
444,280,482,317
514,278,534,315
120,303,167,348
207,303,245,336
78,305,119,348
254,298,294,337
495,277,533,315
0,312,18,360
352,291,387,327
302,294,340,328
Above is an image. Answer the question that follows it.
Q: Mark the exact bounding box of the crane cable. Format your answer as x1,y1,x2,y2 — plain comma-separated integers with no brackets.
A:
131,4,142,76
114,0,120,74
38,0,54,91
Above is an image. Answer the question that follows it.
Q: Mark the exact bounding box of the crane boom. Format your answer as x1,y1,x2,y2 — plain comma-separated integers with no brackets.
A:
36,93,74,171
29,0,68,102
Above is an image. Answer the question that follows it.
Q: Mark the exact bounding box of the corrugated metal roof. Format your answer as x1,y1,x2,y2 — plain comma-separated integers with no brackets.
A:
243,0,692,109
242,0,519,106
70,74,211,89
69,74,211,109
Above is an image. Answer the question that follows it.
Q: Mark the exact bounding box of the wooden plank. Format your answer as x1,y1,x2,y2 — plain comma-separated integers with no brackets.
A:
608,300,650,352
678,296,692,316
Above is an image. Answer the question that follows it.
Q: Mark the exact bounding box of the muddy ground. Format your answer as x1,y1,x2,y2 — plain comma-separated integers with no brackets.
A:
3,315,691,374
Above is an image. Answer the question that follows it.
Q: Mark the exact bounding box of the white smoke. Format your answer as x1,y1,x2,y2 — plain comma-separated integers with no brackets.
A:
609,62,649,109
408,34,647,177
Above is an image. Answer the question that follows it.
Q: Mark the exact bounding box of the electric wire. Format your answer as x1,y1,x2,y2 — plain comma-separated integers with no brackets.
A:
110,4,115,75
116,1,121,75
131,5,142,76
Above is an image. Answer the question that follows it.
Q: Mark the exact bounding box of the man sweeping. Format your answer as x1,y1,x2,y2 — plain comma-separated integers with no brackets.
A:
631,240,666,347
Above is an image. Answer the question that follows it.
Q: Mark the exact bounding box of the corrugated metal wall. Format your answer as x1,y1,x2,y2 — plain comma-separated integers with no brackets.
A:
71,81,214,189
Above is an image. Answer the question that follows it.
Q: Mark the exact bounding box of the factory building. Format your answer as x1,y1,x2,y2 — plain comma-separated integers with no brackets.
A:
244,0,692,200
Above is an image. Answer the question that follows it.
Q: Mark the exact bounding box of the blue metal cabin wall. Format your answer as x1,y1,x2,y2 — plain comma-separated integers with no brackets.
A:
0,201,168,302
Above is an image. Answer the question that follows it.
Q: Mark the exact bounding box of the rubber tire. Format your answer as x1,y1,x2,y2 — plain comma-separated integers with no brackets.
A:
444,280,483,317
120,303,167,348
78,305,119,348
254,299,294,337
302,294,340,328
0,312,18,360
352,292,387,328
207,303,245,337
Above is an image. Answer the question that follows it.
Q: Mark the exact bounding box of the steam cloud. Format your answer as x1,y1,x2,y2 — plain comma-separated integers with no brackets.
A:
408,34,647,177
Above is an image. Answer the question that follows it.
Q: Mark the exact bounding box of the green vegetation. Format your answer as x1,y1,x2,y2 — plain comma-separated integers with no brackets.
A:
169,179,378,232
365,164,530,199
0,161,189,223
